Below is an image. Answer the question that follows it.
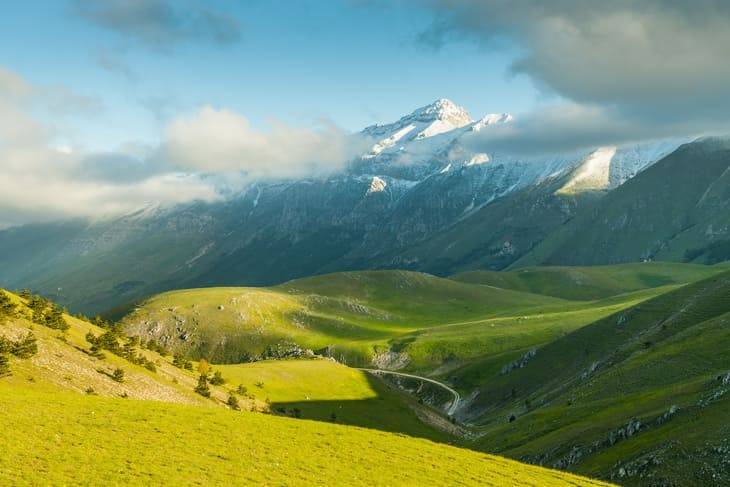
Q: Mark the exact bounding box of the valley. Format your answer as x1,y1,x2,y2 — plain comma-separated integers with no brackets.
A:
4,261,727,485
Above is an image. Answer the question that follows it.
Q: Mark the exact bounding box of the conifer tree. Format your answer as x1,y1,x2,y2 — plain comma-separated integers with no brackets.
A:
11,332,38,359
194,374,211,397
0,291,16,319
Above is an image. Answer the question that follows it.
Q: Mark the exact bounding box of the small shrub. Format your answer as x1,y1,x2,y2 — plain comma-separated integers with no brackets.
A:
112,368,125,383
236,384,247,395
209,370,225,386
85,387,96,395
226,394,241,411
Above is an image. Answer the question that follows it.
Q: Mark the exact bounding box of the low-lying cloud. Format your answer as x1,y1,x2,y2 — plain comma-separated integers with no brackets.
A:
159,106,371,179
0,68,370,226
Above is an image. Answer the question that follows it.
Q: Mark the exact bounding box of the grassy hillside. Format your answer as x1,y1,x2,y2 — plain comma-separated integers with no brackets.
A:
122,267,718,375
0,289,228,407
451,262,722,300
0,289,442,440
514,137,730,268
0,385,610,487
216,359,445,439
122,264,725,378
122,270,568,366
465,270,730,486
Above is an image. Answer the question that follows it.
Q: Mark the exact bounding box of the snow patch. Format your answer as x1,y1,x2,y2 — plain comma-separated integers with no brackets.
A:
465,153,490,166
558,147,617,194
366,176,387,195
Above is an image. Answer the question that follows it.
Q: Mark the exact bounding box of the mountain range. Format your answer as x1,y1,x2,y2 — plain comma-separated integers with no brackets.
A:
1,98,727,314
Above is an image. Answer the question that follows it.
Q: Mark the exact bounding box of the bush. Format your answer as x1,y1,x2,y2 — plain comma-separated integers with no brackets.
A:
173,352,192,370
236,384,248,395
12,333,38,359
112,368,125,383
226,394,241,411
194,374,210,398
209,370,225,386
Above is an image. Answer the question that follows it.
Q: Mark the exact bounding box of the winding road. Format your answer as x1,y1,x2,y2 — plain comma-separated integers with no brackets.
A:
358,368,461,416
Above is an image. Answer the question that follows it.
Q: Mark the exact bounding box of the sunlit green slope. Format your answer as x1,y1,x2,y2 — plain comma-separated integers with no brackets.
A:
451,262,722,300
0,385,612,486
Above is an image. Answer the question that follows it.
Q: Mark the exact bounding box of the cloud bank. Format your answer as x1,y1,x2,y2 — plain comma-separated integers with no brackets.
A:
0,68,369,226
412,0,730,152
159,106,370,179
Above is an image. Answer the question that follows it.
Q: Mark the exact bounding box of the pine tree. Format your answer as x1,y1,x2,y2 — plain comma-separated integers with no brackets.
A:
11,332,38,359
194,374,211,398
45,304,68,330
0,291,16,319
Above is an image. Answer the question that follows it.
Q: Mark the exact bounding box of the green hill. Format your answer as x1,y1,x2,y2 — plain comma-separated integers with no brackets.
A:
464,270,730,486
451,262,722,300
0,384,610,486
121,266,722,376
121,270,570,366
0,288,441,440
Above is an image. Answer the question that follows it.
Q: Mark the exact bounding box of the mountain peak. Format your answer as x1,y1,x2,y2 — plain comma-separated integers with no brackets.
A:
410,98,473,126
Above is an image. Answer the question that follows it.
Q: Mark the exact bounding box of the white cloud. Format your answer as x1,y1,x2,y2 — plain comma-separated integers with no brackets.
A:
0,68,219,226
159,105,371,179
0,69,369,226
409,0,730,152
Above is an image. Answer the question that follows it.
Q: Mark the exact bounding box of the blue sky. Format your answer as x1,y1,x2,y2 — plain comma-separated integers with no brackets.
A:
0,0,538,151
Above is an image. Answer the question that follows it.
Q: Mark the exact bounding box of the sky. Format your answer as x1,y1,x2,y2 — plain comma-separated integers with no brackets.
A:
1,0,729,226
0,0,537,151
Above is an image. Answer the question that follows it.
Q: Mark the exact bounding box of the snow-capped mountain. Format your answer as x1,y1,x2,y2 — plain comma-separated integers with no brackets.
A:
0,99,687,313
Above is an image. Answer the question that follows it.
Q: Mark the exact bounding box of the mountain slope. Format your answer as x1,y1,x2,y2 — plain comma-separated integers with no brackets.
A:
0,100,682,314
515,137,730,267
465,270,730,486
